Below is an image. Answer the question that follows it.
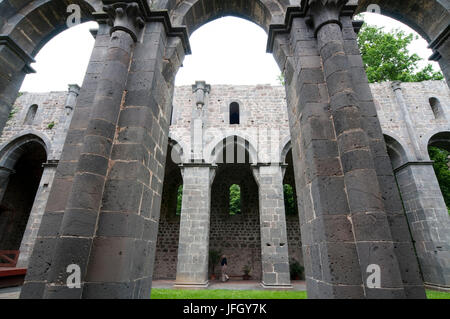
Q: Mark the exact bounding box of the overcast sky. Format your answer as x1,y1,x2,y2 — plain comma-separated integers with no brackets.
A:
19,13,440,92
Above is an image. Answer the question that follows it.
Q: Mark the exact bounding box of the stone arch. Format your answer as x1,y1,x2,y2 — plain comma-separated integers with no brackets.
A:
168,134,188,164
383,134,409,170
0,133,49,170
280,137,291,164
355,0,449,42
207,133,258,165
0,132,48,253
162,0,292,85
0,0,99,58
0,1,99,133
168,0,288,36
355,0,450,84
428,131,450,153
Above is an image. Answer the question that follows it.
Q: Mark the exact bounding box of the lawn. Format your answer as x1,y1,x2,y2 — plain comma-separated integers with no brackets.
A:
151,289,307,299
151,289,450,299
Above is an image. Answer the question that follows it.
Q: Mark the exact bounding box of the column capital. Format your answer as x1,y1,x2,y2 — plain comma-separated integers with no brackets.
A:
68,84,81,95
103,1,146,42
305,0,349,36
192,81,211,108
391,81,402,92
266,1,356,52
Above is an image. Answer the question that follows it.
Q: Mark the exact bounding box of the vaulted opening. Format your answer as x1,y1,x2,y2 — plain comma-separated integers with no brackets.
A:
0,139,47,252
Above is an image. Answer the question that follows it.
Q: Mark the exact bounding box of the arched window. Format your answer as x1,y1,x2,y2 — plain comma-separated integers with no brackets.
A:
429,97,445,119
230,102,240,125
229,184,241,215
23,105,38,125
283,184,296,216
176,185,183,216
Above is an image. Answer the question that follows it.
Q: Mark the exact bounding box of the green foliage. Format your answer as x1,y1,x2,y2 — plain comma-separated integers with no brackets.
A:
283,184,297,216
277,74,285,86
8,108,18,120
357,24,444,83
229,184,241,215
47,121,55,129
428,146,450,211
176,185,183,216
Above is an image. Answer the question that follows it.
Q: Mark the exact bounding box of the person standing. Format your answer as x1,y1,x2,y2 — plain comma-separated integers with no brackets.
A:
221,255,229,282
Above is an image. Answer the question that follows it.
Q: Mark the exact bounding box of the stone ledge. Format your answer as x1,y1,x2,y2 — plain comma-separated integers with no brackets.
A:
173,281,209,289
260,282,293,290
0,35,35,74
393,161,435,173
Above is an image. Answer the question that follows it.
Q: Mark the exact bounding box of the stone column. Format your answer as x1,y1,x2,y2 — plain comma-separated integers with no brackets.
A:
17,161,58,268
340,15,425,298
175,164,216,288
253,165,291,288
394,162,450,288
191,81,210,162
0,166,14,204
282,0,412,298
21,2,144,299
52,85,80,159
391,82,425,159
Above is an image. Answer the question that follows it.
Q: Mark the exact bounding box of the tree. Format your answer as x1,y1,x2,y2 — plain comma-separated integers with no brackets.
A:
229,184,241,215
283,184,297,216
357,24,444,83
428,147,450,212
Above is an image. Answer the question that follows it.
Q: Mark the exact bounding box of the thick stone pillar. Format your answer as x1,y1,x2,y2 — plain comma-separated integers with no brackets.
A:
253,165,291,288
394,162,450,288
17,161,58,268
19,21,111,298
340,16,425,298
20,2,144,299
274,0,423,298
175,164,215,288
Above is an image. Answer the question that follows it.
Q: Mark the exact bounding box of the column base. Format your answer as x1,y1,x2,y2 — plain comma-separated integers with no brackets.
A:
174,281,210,289
260,282,293,290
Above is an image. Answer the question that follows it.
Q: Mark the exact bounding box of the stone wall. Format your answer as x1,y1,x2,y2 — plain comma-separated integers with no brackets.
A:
0,91,69,160
2,79,449,285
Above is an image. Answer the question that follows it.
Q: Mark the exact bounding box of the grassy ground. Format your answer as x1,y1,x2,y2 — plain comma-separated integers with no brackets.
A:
151,289,450,299
425,290,450,299
151,289,307,299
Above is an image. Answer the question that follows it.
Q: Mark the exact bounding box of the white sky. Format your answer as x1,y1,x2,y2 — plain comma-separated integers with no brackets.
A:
20,13,440,92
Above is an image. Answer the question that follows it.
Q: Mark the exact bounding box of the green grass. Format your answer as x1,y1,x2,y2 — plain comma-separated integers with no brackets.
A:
151,289,450,299
151,289,307,299
426,290,450,299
